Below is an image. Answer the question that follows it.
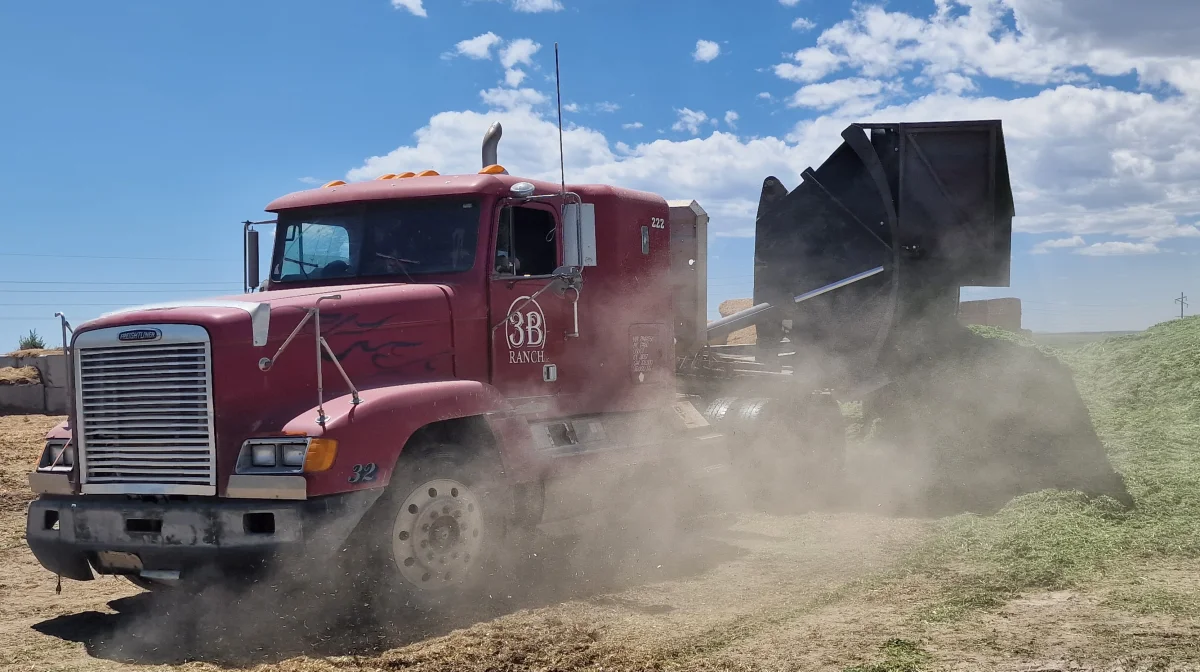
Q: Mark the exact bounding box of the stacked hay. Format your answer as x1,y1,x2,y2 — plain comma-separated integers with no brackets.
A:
712,298,756,345
3,347,62,358
0,366,40,386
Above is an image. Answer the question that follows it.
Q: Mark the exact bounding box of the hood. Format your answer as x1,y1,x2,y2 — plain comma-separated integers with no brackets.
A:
73,282,443,348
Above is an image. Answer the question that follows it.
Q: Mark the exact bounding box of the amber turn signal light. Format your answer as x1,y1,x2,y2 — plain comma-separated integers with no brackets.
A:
304,438,338,472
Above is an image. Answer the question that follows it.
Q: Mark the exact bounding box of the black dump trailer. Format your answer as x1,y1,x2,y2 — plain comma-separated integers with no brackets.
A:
681,120,1130,514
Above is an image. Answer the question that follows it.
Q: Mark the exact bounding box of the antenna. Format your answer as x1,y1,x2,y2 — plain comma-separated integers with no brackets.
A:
555,42,565,195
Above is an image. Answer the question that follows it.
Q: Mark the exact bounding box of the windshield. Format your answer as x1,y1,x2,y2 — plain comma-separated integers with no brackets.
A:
270,199,481,283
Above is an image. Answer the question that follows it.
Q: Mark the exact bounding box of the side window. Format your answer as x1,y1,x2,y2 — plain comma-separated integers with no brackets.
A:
278,221,355,280
494,206,558,277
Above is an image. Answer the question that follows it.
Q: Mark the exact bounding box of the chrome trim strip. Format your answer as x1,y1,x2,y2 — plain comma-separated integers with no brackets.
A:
225,474,307,500
28,472,73,496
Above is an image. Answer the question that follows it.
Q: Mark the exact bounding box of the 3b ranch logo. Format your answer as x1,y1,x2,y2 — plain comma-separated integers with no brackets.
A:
506,296,548,364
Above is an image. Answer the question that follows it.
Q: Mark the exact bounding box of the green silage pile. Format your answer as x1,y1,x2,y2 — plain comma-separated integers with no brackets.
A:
907,318,1200,615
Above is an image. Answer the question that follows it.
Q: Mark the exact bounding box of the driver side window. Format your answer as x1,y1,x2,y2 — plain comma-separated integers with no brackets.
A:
495,205,558,277
278,221,354,280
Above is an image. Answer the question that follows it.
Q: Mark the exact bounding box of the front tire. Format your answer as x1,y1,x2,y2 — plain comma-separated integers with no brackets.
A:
364,445,515,608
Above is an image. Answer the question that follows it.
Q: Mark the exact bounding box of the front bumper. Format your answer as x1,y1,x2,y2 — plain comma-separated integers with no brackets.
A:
26,489,383,582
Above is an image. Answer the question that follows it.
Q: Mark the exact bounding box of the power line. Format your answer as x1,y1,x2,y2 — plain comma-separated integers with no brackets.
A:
0,252,223,262
0,288,239,294
0,302,143,307
1176,292,1188,319
0,280,237,286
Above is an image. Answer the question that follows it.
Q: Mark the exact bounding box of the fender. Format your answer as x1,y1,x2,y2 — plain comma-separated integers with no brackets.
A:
279,379,542,497
44,420,70,441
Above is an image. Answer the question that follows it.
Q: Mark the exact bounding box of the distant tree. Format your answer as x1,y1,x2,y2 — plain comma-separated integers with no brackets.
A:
18,329,46,351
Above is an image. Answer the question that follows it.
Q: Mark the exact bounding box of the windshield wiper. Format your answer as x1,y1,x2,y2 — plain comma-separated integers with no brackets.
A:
375,252,419,283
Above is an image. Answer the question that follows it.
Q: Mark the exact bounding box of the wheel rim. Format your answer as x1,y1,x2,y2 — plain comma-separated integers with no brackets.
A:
391,477,486,590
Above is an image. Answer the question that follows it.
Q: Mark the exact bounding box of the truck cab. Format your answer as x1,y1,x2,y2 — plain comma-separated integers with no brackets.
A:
24,123,723,599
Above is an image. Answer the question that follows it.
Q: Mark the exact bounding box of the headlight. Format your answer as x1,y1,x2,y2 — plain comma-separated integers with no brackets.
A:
281,444,306,467
251,444,278,467
236,438,335,474
38,440,73,472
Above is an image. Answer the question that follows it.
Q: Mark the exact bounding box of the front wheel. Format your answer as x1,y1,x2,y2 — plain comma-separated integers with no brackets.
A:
363,446,515,608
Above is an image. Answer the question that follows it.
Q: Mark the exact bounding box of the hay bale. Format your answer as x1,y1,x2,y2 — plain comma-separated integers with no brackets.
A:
0,366,41,386
713,298,756,345
4,347,63,358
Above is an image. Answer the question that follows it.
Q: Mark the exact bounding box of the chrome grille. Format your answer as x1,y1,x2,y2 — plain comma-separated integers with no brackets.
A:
75,324,216,495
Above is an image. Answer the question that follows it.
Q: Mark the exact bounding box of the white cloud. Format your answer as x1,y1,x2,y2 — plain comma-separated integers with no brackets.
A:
1031,236,1086,254
778,0,801,5
792,17,816,31
391,0,426,17
935,72,976,94
757,92,773,100
724,110,739,129
505,68,527,87
297,176,323,185
774,47,842,83
595,101,620,113
480,87,548,111
1075,241,1161,256
693,40,720,63
451,32,502,60
672,108,710,135
789,77,899,110
622,122,644,130
773,1,1200,97
500,38,541,68
562,102,580,113
511,0,563,12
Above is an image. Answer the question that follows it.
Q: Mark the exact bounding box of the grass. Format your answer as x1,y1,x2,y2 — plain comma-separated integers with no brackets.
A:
903,319,1200,621
1030,331,1140,350
1104,584,1200,618
844,639,932,672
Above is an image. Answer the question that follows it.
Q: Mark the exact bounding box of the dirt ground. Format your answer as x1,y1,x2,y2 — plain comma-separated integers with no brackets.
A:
2,414,1198,672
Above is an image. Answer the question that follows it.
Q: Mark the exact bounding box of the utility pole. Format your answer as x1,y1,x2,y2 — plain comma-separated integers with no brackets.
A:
1176,292,1189,319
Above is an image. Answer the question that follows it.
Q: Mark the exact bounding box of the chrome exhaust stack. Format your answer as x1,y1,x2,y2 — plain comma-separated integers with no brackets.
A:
482,122,503,169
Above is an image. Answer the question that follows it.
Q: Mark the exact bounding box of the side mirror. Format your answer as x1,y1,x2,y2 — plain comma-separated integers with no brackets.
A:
245,228,260,293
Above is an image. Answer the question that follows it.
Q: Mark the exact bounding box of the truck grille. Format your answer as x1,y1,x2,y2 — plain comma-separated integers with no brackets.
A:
75,325,217,495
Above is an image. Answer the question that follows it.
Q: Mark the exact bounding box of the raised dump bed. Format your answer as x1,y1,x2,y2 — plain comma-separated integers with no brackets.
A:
682,120,1129,513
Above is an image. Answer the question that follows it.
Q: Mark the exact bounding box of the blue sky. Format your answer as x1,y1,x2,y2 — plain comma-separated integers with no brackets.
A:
2,0,1199,350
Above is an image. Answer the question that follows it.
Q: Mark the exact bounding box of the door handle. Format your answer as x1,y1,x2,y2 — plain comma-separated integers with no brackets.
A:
566,287,580,338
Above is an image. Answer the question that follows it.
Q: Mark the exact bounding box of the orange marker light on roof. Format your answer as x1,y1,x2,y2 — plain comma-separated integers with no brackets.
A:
321,180,346,188
376,174,397,180
479,164,508,175
416,170,440,177
397,172,416,178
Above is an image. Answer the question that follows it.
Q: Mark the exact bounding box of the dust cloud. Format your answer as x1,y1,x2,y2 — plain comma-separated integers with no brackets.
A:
47,284,1134,669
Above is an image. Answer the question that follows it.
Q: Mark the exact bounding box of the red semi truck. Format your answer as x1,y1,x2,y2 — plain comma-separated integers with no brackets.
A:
27,117,1062,601
24,122,747,598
